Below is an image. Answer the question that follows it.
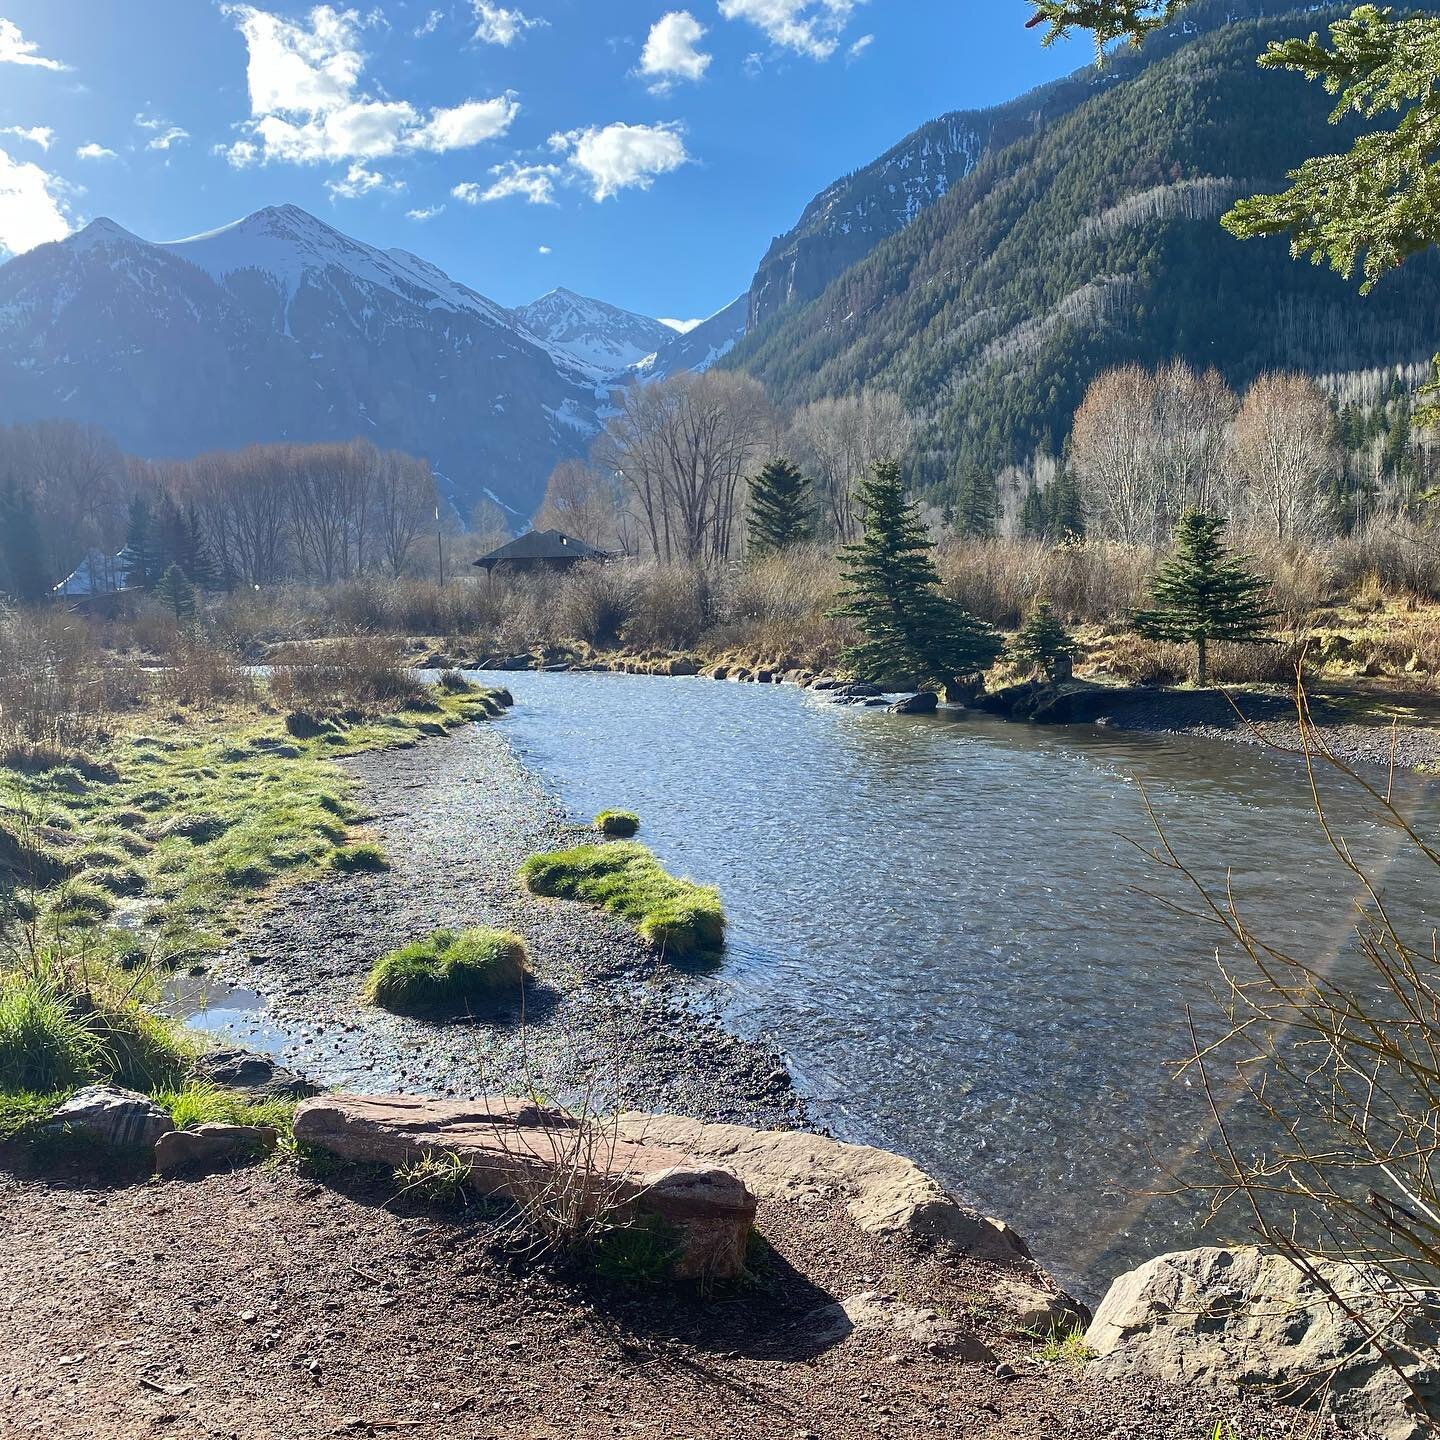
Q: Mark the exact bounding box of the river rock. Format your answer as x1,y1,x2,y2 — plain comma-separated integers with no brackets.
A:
992,1276,1090,1334
292,1093,757,1280
890,692,939,714
831,682,883,698
155,1122,278,1174
802,1290,995,1361
193,1045,319,1098
48,1085,174,1150
614,1112,1027,1260
1085,1246,1439,1440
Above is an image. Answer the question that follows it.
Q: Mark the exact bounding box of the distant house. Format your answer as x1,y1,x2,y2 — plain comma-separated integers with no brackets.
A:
472,529,607,578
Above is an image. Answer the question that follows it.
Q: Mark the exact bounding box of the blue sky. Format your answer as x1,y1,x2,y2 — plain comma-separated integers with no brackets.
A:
0,2,1087,320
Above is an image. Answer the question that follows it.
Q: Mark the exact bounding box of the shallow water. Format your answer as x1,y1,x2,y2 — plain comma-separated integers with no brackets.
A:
490,669,1440,1298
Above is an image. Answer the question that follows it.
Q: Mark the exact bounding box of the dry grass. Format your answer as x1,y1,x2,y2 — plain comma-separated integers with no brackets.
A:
267,634,426,711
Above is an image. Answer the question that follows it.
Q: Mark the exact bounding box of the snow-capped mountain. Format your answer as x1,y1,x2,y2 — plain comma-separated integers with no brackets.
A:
633,295,747,382
514,287,676,379
0,204,605,517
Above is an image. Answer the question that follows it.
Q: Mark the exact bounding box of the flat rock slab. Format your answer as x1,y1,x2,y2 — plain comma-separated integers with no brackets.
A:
47,1085,173,1150
155,1123,279,1175
292,1094,756,1280
615,1112,1028,1260
803,1290,996,1362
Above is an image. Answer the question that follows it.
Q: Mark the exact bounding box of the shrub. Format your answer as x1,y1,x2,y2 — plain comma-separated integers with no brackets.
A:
520,842,725,960
268,634,426,711
594,810,640,838
436,669,477,695
329,842,390,873
362,927,530,1013
557,563,635,647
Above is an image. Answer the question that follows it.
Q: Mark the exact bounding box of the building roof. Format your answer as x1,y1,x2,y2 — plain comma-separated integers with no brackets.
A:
472,528,607,570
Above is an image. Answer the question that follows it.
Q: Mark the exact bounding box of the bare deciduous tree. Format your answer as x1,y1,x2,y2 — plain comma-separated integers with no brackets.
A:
788,390,915,541
1232,372,1338,544
533,460,624,550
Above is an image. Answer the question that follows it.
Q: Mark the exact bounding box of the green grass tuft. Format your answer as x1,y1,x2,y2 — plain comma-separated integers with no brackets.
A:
329,842,390,873
393,1150,473,1207
362,926,530,1014
520,842,724,960
591,1219,682,1286
0,1089,65,1141
153,1081,296,1134
1038,1325,1095,1367
0,977,103,1092
594,810,641,838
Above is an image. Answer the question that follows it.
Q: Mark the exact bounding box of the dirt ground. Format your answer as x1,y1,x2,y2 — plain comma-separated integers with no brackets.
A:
0,1160,1339,1440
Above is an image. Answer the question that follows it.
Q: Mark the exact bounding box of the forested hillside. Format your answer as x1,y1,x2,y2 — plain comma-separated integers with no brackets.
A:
728,3,1440,497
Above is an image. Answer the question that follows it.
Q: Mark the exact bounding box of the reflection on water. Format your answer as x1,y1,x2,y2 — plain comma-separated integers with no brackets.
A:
492,669,1439,1297
163,974,297,1059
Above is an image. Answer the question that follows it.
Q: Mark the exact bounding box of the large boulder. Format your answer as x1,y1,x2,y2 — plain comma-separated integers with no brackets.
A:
614,1112,1027,1261
47,1085,174,1150
192,1046,319,1099
890,692,939,715
292,1094,757,1281
1086,1246,1439,1440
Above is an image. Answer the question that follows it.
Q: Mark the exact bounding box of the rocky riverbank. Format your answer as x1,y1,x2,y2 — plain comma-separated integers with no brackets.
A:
197,716,803,1127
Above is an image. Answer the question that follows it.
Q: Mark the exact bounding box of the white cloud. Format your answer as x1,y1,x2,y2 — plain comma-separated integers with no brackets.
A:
537,244,551,255
135,112,190,150
0,145,72,255
75,143,117,160
0,18,68,70
717,0,857,59
222,5,516,167
847,33,872,61
1,126,53,151
640,12,710,93
414,8,443,37
456,160,559,204
550,121,688,201
325,160,401,197
472,2,546,46
659,316,703,333
406,203,444,220
409,96,518,151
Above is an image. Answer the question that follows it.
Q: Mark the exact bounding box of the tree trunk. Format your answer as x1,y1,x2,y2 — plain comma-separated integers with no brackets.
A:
1196,635,1208,688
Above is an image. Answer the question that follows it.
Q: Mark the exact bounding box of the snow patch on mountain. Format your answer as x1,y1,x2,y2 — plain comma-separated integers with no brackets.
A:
516,287,675,379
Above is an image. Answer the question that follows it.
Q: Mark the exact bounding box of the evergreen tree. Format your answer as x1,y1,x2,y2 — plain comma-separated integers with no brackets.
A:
746,458,814,555
120,496,155,590
0,482,47,602
1132,511,1275,686
1019,481,1048,540
177,505,220,591
1009,600,1080,683
953,466,999,539
153,563,196,622
831,461,1001,695
145,494,185,585
1046,467,1085,540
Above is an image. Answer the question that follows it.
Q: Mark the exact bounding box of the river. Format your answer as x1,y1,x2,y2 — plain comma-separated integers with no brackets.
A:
492,669,1438,1298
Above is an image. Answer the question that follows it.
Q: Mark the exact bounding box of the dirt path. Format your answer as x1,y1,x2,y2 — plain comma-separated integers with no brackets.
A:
0,1164,1333,1440
203,718,800,1126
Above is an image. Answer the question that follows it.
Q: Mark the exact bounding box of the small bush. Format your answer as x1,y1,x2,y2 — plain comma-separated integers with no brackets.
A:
436,669,478,695
520,841,725,960
362,926,530,1013
329,842,390,873
594,810,640,839
269,634,425,711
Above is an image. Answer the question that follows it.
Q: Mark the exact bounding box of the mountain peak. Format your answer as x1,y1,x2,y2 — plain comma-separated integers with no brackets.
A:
516,287,673,378
66,216,146,253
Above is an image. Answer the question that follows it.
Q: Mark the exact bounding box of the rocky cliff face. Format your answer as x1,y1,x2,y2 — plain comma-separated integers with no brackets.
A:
0,205,605,518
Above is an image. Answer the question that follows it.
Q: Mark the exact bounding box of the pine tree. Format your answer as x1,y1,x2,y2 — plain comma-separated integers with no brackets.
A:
953,466,999,539
1046,467,1085,540
1019,481,1048,540
746,458,814,555
1132,511,1275,686
178,506,220,591
0,482,47,601
120,496,154,590
831,461,1001,695
153,563,196,622
1009,601,1080,683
